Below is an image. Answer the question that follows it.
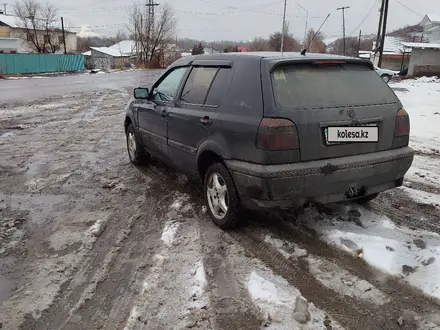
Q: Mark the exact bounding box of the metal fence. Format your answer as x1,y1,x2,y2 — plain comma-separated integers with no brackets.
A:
0,54,85,75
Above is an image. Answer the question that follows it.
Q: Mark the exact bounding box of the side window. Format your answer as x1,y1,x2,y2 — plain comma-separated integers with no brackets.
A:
180,67,218,105
205,68,232,106
152,66,187,103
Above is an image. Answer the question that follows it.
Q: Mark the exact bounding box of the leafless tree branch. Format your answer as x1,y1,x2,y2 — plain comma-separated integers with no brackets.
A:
13,0,62,53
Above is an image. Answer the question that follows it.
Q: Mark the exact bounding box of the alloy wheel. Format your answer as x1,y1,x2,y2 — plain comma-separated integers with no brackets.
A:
206,172,229,220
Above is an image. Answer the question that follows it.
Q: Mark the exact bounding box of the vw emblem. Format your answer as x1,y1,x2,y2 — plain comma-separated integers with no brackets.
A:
347,109,356,119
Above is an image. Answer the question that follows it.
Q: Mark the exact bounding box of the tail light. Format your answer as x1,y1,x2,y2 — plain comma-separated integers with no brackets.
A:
395,108,410,137
256,118,299,151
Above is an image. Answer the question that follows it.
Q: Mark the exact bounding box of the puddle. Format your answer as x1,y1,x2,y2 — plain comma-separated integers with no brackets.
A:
0,275,16,304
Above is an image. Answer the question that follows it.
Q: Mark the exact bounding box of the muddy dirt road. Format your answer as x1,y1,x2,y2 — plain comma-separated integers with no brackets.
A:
1,71,440,330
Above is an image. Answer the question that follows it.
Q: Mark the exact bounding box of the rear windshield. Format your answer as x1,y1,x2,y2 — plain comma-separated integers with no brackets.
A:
271,63,399,110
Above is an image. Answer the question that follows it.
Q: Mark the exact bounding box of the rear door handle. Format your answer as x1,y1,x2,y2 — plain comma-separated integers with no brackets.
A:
200,116,213,125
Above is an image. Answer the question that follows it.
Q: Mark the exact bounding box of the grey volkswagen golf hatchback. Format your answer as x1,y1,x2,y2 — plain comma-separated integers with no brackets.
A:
124,52,414,229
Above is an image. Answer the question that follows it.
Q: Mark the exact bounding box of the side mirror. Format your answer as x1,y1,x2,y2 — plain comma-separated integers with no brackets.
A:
134,87,149,99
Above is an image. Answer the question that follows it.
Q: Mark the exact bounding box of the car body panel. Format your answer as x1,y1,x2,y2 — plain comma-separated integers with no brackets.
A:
125,52,414,209
374,66,399,77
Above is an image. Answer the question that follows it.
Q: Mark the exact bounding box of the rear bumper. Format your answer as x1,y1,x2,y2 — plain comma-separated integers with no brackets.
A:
226,147,414,209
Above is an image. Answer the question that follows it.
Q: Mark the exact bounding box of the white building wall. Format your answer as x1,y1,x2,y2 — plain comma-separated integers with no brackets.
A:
8,28,77,53
408,48,440,76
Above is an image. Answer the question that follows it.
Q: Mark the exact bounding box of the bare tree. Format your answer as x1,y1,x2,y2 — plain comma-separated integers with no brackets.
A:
128,1,177,67
304,29,326,53
268,23,301,52
268,32,301,52
14,0,62,53
248,37,270,51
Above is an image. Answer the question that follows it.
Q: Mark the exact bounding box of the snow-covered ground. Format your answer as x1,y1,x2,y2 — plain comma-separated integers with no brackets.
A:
302,204,440,299
392,77,440,154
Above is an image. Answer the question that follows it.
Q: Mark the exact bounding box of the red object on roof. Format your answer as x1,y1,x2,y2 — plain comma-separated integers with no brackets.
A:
236,46,249,52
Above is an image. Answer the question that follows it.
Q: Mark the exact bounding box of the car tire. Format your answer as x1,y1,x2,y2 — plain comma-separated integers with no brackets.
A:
204,162,243,230
126,123,150,165
381,74,391,83
355,193,379,205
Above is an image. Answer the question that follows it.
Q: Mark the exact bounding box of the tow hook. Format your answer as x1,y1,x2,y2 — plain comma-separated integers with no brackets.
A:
346,187,358,198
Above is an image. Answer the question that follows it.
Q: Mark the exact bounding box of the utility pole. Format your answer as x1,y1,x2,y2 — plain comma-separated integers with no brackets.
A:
375,0,385,52
280,0,287,54
61,17,67,54
357,30,362,57
2,3,6,14
378,0,389,68
146,0,159,62
337,6,350,55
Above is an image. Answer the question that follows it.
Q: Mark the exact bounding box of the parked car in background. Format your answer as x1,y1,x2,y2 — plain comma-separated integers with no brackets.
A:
124,52,414,230
374,66,399,83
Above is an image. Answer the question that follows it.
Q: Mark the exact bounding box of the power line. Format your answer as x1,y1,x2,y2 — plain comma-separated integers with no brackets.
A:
192,0,283,11
348,0,380,36
394,0,422,18
293,0,306,23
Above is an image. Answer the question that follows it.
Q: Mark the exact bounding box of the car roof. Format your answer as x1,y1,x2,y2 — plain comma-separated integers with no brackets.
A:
172,52,364,67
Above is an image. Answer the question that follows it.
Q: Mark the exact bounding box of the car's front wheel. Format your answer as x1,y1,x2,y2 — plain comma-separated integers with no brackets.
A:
204,163,243,229
381,74,391,83
126,123,150,165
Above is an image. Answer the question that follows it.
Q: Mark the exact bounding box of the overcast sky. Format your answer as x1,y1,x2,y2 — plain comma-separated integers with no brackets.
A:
4,0,439,40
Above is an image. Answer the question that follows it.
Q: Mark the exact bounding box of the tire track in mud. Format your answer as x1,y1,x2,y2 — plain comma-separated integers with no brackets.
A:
134,165,440,329
62,193,165,330
198,220,263,330
229,225,422,330
240,212,440,329
367,190,440,233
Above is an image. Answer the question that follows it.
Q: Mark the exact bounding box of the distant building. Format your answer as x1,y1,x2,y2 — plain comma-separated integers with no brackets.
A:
419,14,440,43
401,42,440,77
0,13,77,53
89,45,136,70
87,40,182,69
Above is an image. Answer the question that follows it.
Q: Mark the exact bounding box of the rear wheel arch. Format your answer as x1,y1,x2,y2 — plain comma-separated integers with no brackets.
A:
197,150,224,181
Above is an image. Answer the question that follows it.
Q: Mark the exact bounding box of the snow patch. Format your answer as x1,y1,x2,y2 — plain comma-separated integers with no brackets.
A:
161,222,179,247
264,235,308,259
188,261,208,309
393,79,440,153
262,234,388,305
0,132,14,140
25,173,72,192
400,186,440,208
123,306,141,330
88,216,109,237
303,205,440,299
308,256,389,305
247,270,344,329
406,155,440,188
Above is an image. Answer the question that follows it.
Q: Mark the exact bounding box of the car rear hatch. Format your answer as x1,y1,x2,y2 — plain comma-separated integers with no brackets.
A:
261,58,403,162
